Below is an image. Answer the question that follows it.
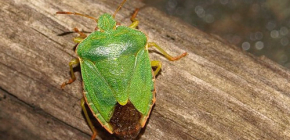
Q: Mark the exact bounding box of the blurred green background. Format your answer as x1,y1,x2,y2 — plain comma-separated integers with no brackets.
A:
142,0,290,69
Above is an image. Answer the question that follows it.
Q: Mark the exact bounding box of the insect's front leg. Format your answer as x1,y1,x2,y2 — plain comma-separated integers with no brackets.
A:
129,8,139,28
148,42,187,61
73,28,87,43
61,58,79,89
151,61,162,76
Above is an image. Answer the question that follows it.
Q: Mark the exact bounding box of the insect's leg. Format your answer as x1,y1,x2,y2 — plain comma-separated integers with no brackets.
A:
81,98,97,140
129,8,139,28
74,28,87,38
148,42,187,61
73,28,87,43
61,58,79,89
151,61,162,76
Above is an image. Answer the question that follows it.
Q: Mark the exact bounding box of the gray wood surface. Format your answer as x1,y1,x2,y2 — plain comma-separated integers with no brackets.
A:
1,0,290,140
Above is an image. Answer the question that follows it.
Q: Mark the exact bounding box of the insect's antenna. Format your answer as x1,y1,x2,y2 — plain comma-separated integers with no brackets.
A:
56,12,98,22
113,0,127,18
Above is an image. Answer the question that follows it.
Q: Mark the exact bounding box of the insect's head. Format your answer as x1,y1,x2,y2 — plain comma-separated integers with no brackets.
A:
97,0,127,31
97,14,116,31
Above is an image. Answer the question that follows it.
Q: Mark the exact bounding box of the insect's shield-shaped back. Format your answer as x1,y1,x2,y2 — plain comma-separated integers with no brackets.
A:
98,14,116,31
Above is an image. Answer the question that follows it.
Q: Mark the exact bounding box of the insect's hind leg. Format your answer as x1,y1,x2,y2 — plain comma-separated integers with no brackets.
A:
61,58,79,89
151,61,162,76
148,42,187,61
129,8,139,28
81,98,98,140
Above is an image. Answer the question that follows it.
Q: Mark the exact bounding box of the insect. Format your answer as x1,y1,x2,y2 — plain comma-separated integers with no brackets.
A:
57,0,187,139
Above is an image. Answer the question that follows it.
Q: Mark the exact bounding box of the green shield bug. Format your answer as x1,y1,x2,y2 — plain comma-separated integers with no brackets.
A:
57,0,187,139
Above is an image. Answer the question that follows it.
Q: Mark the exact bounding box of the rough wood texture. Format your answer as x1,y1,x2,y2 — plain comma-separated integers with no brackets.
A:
1,0,290,140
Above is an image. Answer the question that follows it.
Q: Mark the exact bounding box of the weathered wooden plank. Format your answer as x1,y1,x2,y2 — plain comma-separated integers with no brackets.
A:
0,89,90,140
0,0,290,140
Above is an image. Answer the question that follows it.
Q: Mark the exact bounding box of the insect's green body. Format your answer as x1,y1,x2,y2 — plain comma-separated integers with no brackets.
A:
58,2,186,138
77,14,155,133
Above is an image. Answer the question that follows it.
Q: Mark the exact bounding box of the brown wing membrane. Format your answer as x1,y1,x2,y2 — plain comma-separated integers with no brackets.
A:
110,102,142,140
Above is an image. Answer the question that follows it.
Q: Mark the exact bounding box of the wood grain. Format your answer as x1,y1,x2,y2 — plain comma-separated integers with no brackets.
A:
1,0,290,140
